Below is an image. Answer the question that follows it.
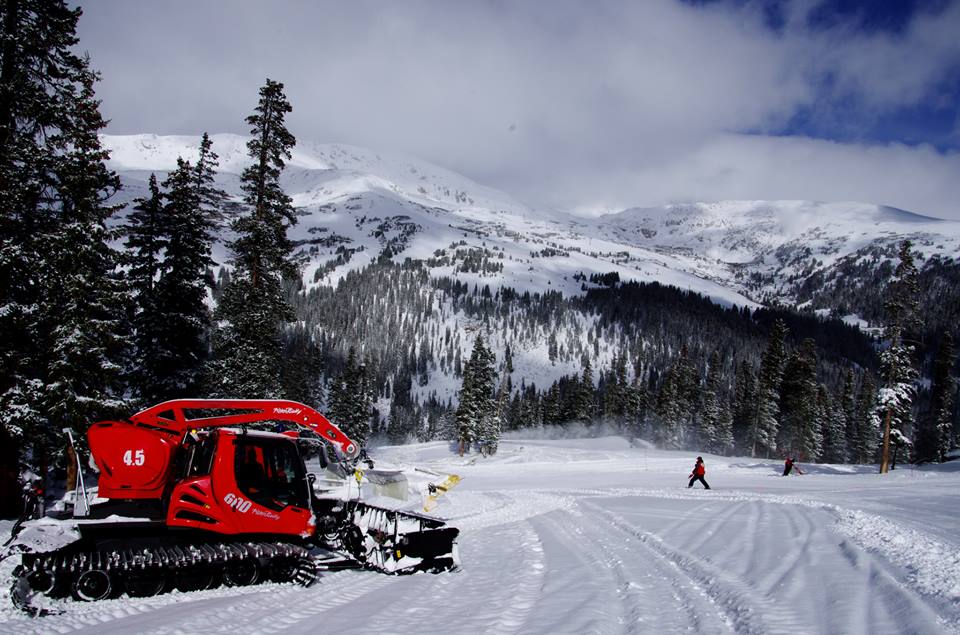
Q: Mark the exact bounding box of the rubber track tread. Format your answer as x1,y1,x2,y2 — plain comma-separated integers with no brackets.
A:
12,539,316,613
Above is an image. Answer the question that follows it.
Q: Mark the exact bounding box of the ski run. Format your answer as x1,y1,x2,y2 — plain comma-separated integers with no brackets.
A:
3,437,958,634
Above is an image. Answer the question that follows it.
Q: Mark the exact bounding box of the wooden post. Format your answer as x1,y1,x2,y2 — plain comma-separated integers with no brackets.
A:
66,443,77,492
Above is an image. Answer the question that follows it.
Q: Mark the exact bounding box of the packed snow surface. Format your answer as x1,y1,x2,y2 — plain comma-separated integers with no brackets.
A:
2,438,958,634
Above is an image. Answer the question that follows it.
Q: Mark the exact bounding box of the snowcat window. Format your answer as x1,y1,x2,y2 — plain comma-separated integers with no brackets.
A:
187,435,217,477
174,433,217,480
234,439,308,511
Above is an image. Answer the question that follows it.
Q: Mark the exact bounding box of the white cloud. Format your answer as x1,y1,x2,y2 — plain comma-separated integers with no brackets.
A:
565,134,960,221
796,1,960,111
76,0,960,220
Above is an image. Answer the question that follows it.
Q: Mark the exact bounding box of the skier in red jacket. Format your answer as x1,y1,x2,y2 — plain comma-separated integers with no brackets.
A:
688,456,711,489
783,457,804,476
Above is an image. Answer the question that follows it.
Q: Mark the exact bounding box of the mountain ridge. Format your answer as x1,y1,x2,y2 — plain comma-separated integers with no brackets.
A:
100,133,960,326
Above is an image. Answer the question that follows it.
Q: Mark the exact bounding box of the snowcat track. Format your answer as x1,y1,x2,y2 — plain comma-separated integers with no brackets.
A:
11,539,320,613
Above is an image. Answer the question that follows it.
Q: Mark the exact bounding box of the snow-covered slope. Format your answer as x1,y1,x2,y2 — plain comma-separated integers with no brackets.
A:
101,134,960,316
100,134,759,306
598,200,960,309
3,438,959,633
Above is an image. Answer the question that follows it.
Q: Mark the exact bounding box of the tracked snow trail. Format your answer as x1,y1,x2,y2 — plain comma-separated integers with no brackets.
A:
525,505,732,633
2,438,958,634
587,497,948,634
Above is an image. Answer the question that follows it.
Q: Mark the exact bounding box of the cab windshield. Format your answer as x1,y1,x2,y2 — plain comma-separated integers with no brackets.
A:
234,438,309,511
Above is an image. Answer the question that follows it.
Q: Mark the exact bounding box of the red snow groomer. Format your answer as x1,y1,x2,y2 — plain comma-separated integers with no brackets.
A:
7,399,459,612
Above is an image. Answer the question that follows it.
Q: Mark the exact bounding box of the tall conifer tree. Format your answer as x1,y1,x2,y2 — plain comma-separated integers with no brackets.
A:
124,173,167,402
572,357,595,422
751,320,788,457
0,2,129,496
44,74,130,452
855,373,878,463
732,360,756,454
209,79,297,397
156,139,224,399
455,335,495,455
698,351,724,452
328,348,372,448
840,369,858,458
779,338,818,458
0,0,87,483
821,384,848,463
656,347,696,449
918,333,955,462
877,240,920,473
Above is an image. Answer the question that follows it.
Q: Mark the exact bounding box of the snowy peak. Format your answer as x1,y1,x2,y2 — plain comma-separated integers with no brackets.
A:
101,133,536,218
595,199,960,307
104,133,258,173
608,200,947,243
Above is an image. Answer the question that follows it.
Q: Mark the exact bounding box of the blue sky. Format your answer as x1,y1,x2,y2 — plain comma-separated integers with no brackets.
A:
77,0,960,219
746,0,959,150
684,0,960,150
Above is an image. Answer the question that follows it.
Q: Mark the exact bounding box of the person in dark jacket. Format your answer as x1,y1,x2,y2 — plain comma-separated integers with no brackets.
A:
783,457,804,476
688,456,710,489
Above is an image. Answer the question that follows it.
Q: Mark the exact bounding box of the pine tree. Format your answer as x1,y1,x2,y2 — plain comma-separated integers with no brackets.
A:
877,240,920,473
799,383,826,461
751,320,788,457
698,351,723,452
328,348,373,448
542,382,561,426
779,338,819,459
570,357,595,422
44,71,130,450
654,368,680,447
919,333,955,462
716,398,735,455
209,79,297,397
0,0,131,505
455,335,495,455
478,377,508,456
625,376,648,440
732,360,756,454
154,141,224,400
279,326,323,406
124,173,167,403
655,347,696,449
192,132,228,224
855,373,878,463
821,384,848,463
602,354,629,425
839,369,858,459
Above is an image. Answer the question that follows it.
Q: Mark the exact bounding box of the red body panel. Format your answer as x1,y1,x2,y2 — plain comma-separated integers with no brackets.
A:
165,431,314,537
88,421,178,499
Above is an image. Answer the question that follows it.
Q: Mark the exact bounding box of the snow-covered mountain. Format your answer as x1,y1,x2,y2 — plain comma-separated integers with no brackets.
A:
102,134,960,324
597,200,960,320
